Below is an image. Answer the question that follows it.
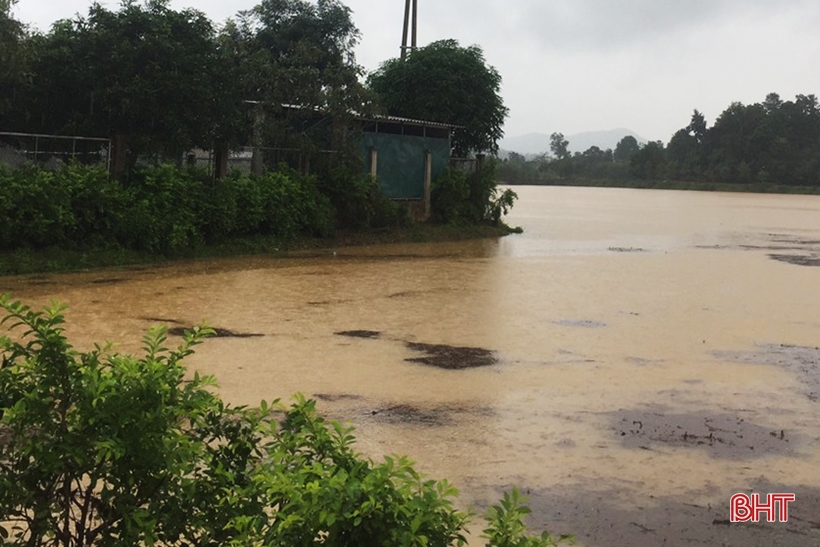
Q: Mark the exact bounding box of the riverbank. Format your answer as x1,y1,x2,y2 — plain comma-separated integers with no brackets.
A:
503,178,820,195
0,223,521,276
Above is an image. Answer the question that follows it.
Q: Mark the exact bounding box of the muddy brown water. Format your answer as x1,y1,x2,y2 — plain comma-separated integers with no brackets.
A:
2,186,820,546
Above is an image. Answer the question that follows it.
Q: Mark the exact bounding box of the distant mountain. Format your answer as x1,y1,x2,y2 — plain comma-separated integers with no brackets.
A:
499,128,647,156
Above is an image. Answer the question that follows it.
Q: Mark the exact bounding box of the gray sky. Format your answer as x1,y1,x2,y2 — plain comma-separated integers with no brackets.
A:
12,0,820,142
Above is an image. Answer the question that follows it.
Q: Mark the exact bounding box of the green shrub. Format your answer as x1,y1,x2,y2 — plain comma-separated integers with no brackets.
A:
483,489,573,547
256,170,335,239
432,161,517,225
0,297,570,547
0,163,338,255
61,163,130,248
0,165,75,249
315,167,408,230
431,168,471,224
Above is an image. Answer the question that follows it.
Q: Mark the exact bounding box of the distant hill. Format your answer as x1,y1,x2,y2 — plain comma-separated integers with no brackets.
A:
499,128,647,156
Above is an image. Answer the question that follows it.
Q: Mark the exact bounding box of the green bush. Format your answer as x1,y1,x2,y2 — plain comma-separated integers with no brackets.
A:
315,167,409,230
0,165,74,249
432,161,517,225
0,297,571,547
120,165,205,252
431,167,471,224
483,489,574,547
0,163,340,254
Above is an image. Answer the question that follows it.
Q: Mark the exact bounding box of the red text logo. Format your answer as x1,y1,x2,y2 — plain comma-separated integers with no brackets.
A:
730,493,795,523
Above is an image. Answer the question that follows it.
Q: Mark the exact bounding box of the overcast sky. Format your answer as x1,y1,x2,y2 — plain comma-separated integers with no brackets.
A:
12,0,820,142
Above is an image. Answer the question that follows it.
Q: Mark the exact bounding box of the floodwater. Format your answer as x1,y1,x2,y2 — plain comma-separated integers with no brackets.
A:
2,186,820,546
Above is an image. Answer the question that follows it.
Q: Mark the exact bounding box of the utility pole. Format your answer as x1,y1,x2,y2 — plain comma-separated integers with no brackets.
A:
400,0,418,59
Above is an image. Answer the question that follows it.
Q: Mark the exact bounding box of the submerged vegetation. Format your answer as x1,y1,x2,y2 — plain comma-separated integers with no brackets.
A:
0,296,570,546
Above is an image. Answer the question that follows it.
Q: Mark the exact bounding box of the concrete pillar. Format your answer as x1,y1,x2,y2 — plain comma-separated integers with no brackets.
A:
213,141,228,180
369,147,378,179
251,104,265,176
423,150,432,221
110,133,128,177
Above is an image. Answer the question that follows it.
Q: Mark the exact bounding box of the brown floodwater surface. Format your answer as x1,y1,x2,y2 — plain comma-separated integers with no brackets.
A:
3,186,820,546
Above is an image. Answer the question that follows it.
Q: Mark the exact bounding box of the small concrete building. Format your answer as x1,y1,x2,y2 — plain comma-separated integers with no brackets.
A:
229,103,455,221
359,115,453,221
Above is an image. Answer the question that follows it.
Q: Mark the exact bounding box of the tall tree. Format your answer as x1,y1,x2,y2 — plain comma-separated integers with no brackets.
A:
630,141,666,180
367,39,508,156
549,132,570,160
224,0,374,151
25,0,223,163
0,0,28,120
613,135,639,162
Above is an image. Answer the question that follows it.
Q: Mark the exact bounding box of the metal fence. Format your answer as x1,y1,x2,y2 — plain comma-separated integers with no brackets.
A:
186,146,341,178
0,132,111,170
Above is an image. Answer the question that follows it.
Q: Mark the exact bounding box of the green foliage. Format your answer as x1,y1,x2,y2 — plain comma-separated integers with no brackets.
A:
7,0,374,165
0,0,28,119
0,163,337,254
213,0,376,157
630,141,667,180
233,0,369,111
0,297,564,547
0,295,229,546
22,0,223,159
613,136,640,162
240,395,469,547
431,168,470,224
549,133,570,161
368,39,508,156
432,161,517,225
0,163,127,249
482,488,573,547
311,167,409,230
502,93,820,189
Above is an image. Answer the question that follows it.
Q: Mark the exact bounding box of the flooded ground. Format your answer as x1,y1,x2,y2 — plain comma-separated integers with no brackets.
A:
2,186,820,546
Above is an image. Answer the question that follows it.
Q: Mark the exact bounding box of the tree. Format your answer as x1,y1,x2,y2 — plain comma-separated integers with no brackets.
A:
549,132,570,160
25,0,224,165
223,0,375,154
687,109,707,143
368,39,508,156
630,141,666,180
613,135,639,162
0,0,28,119
666,128,700,180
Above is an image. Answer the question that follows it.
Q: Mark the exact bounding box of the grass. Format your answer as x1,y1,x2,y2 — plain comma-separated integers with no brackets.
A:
0,223,521,277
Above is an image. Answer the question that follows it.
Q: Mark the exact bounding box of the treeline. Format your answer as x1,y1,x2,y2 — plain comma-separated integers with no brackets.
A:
498,93,820,188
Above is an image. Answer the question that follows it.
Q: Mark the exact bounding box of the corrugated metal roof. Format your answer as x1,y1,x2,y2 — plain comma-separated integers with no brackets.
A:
362,114,459,130
243,101,459,129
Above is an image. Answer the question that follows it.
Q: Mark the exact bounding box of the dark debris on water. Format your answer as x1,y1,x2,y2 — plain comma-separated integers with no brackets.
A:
404,342,497,370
